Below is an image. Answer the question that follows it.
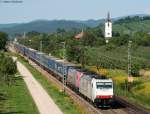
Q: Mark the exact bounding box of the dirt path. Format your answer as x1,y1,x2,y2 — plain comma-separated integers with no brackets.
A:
17,60,63,114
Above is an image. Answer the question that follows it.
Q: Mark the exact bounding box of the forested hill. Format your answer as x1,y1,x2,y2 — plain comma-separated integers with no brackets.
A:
112,16,150,34
0,23,19,29
0,19,105,35
1,15,150,35
0,20,88,35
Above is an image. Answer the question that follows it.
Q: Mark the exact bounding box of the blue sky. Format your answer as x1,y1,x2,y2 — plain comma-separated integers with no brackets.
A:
0,0,150,23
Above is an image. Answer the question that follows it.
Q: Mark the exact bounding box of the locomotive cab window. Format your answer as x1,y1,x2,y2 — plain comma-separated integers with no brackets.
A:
104,82,112,89
96,82,104,89
96,82,112,89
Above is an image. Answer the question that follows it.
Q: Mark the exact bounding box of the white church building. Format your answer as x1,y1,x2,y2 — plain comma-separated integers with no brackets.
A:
105,12,112,43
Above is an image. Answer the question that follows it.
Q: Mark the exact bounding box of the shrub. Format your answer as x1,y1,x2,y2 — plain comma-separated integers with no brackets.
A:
0,52,17,85
0,32,8,50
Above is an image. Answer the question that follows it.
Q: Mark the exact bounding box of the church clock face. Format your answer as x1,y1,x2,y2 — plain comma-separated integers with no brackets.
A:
108,23,110,27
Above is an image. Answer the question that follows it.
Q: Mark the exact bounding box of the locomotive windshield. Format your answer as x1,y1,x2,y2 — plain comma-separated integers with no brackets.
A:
96,82,112,89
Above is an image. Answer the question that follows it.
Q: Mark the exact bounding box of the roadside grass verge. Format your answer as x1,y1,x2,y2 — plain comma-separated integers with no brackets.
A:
0,72,39,114
16,55,85,114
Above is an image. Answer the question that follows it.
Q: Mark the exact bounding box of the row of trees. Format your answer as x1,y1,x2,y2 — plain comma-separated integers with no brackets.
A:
0,32,17,85
0,32,8,50
115,16,150,24
105,31,150,47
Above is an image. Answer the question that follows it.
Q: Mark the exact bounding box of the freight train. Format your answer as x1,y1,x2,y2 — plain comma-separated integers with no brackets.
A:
13,42,114,107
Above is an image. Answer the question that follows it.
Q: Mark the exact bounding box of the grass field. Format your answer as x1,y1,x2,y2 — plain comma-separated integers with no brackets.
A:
16,55,85,114
0,73,39,114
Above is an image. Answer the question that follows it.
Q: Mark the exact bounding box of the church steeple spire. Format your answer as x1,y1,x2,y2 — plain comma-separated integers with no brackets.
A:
107,12,111,22
105,12,112,41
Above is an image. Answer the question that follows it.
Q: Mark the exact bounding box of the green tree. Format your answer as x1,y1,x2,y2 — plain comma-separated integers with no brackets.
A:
27,31,40,37
132,32,150,46
56,28,66,33
66,38,81,62
0,32,8,50
110,34,130,46
81,31,105,47
131,63,140,76
0,52,17,85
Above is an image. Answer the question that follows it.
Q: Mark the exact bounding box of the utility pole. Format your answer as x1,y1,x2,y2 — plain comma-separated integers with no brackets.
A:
62,42,66,93
23,32,26,39
40,33,43,52
40,41,42,67
39,40,66,93
128,40,133,83
39,33,43,67
40,41,42,52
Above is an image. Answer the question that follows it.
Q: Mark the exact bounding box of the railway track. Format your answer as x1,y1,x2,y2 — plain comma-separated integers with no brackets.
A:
115,96,150,114
27,58,150,114
8,44,150,114
27,58,102,114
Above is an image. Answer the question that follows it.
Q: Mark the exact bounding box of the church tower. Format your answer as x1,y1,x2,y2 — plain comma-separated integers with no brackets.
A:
105,12,112,42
